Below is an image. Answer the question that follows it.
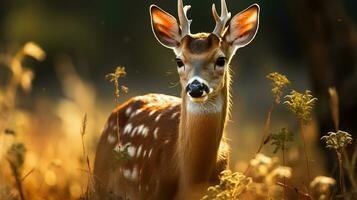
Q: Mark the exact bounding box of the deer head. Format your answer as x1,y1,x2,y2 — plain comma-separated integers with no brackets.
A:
150,0,259,104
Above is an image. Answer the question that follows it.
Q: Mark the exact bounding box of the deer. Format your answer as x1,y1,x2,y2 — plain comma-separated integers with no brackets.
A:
93,0,259,199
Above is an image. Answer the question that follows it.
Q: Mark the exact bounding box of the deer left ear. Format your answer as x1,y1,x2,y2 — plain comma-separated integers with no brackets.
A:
150,5,181,49
224,4,259,49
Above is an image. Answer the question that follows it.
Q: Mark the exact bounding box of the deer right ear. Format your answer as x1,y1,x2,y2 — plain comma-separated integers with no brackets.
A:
224,4,259,49
150,5,181,49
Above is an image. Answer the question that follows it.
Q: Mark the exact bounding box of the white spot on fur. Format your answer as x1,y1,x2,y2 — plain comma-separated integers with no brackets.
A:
171,111,179,119
131,166,138,180
123,169,131,179
137,124,144,134
155,114,162,122
137,145,142,157
153,127,159,139
132,109,143,117
149,110,156,116
124,123,133,134
164,139,170,144
143,150,147,157
125,107,132,116
107,134,116,144
142,127,149,137
128,145,136,157
131,126,139,137
148,149,153,157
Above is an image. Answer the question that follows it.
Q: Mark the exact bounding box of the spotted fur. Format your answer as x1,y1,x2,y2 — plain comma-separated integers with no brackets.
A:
94,93,229,199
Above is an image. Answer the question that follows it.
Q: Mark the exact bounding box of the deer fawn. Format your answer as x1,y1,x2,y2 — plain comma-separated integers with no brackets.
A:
94,0,259,199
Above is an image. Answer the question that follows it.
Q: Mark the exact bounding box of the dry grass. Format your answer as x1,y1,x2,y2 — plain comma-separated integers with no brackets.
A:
0,43,107,200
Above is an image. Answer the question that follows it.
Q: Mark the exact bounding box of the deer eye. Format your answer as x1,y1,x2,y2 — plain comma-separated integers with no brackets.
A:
175,58,184,68
215,57,226,67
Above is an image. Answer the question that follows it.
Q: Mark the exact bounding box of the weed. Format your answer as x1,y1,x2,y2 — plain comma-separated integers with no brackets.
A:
324,87,357,196
321,131,352,151
270,128,293,154
266,72,290,104
321,130,353,195
79,114,95,200
270,128,293,199
201,170,251,200
203,154,296,199
246,72,290,176
106,66,128,103
284,90,317,124
106,67,130,167
284,90,317,184
6,143,27,200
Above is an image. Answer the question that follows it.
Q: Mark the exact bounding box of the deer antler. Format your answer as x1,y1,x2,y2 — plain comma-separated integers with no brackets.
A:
212,0,231,37
178,0,192,37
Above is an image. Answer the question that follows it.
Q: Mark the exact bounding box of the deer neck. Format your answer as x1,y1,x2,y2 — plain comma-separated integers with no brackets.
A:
176,73,231,197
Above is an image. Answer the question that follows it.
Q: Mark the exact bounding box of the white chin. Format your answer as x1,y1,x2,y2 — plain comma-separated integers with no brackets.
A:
189,95,208,103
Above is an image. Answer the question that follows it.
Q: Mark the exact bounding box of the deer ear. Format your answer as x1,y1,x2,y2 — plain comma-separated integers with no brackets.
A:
150,5,181,49
224,4,259,49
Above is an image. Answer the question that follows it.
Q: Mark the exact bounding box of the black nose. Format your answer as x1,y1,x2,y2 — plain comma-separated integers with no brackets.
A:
186,80,209,98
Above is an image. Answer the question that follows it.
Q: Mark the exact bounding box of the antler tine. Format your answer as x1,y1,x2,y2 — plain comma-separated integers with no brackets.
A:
178,0,192,37
212,0,231,37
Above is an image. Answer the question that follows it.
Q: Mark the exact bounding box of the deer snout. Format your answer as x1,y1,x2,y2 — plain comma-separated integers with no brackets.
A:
186,79,210,100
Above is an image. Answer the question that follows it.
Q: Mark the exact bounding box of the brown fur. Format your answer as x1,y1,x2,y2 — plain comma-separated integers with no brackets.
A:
182,33,220,54
93,89,230,199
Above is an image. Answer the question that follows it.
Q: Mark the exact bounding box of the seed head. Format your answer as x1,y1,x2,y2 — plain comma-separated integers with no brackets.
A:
284,90,317,124
266,72,290,104
321,130,352,151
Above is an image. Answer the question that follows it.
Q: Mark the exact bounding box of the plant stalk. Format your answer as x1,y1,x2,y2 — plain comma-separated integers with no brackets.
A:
245,103,275,175
283,140,286,200
7,158,26,200
300,122,311,184
337,151,345,196
342,148,357,192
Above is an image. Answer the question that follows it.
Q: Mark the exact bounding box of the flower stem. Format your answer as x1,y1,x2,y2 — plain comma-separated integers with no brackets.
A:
283,140,286,200
300,122,311,184
244,103,274,175
337,151,345,195
342,148,357,192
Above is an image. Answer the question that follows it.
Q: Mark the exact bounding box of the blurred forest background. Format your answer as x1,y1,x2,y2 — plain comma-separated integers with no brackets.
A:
0,0,356,199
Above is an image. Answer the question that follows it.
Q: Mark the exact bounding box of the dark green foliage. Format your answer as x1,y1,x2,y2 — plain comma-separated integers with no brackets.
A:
270,128,293,154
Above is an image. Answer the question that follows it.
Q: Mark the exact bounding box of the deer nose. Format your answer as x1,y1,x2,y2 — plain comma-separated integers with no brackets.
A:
186,80,210,98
